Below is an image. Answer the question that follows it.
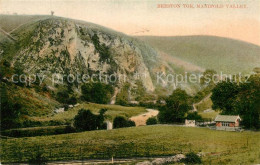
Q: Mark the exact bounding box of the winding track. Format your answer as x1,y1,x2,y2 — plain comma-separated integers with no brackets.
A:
130,109,159,126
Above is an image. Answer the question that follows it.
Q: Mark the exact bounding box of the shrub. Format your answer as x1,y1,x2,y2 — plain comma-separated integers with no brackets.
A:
146,117,157,125
182,152,202,164
81,82,114,104
113,116,135,129
74,109,107,131
68,96,77,105
116,83,130,106
56,90,69,103
186,112,202,121
128,120,136,127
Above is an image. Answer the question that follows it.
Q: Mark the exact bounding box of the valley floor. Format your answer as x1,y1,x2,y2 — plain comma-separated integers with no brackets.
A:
1,125,259,164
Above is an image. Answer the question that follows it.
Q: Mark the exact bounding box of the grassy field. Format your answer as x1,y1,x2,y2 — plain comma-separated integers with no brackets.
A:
1,125,259,164
33,103,147,124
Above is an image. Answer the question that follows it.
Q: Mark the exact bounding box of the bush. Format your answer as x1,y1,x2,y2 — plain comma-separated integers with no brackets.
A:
182,152,202,164
68,96,77,105
81,82,114,104
186,112,202,121
56,90,69,103
146,117,157,125
113,116,135,129
158,89,191,124
74,109,107,131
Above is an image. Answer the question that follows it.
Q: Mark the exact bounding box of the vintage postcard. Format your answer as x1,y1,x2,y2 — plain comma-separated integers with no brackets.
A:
0,0,259,164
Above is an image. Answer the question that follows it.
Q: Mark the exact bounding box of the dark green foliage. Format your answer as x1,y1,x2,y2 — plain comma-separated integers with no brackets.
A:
182,152,202,164
116,83,130,105
186,112,202,121
68,95,77,105
158,89,191,123
211,75,260,129
146,117,158,125
1,125,76,137
91,33,111,62
113,116,135,129
133,80,146,101
74,109,107,131
0,85,21,130
211,81,239,114
128,120,136,127
56,90,69,104
81,82,114,104
28,150,47,164
56,90,77,104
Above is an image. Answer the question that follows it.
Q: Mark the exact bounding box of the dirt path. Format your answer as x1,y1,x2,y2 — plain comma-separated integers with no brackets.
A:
192,93,212,112
0,27,17,41
130,109,159,126
110,87,118,104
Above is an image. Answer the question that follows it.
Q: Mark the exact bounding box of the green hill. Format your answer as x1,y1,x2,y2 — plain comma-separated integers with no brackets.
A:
137,36,260,74
0,15,46,32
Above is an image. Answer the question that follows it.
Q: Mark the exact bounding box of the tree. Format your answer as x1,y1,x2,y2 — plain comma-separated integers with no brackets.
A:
116,83,130,106
73,109,107,131
113,116,135,128
81,82,114,104
211,81,239,114
146,117,158,125
133,80,146,101
68,95,77,105
186,112,202,121
232,75,260,129
211,74,260,129
158,89,191,123
0,85,21,129
56,90,70,104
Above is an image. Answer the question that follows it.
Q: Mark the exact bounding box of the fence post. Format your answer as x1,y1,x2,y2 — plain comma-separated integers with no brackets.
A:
49,148,52,158
79,147,82,160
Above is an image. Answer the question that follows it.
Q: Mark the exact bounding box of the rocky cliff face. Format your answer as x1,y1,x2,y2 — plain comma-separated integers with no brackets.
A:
5,17,170,95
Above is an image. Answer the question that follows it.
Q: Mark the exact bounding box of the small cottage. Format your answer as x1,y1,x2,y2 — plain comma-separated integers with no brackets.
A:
185,119,196,127
215,115,241,131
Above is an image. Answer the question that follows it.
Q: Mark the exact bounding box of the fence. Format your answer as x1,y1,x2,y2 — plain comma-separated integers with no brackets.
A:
1,142,188,163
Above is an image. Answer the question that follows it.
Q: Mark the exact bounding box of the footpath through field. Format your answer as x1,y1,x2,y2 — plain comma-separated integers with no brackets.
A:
130,109,159,126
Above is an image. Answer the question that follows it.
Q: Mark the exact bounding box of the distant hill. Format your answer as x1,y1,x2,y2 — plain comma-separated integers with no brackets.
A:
0,15,46,32
137,36,260,74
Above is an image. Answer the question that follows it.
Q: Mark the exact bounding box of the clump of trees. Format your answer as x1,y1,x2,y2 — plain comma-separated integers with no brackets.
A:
113,116,135,129
74,108,107,131
186,112,202,121
116,83,130,106
0,85,22,130
56,90,77,104
211,74,260,129
146,117,158,125
158,89,192,123
81,82,114,104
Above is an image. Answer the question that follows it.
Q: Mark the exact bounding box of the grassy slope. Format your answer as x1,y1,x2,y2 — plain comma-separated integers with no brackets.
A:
33,103,147,124
0,15,46,32
138,36,260,74
195,96,219,120
2,125,259,164
4,83,60,117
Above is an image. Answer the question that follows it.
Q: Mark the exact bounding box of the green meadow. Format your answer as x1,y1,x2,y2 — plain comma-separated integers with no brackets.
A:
1,125,259,164
33,103,147,124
